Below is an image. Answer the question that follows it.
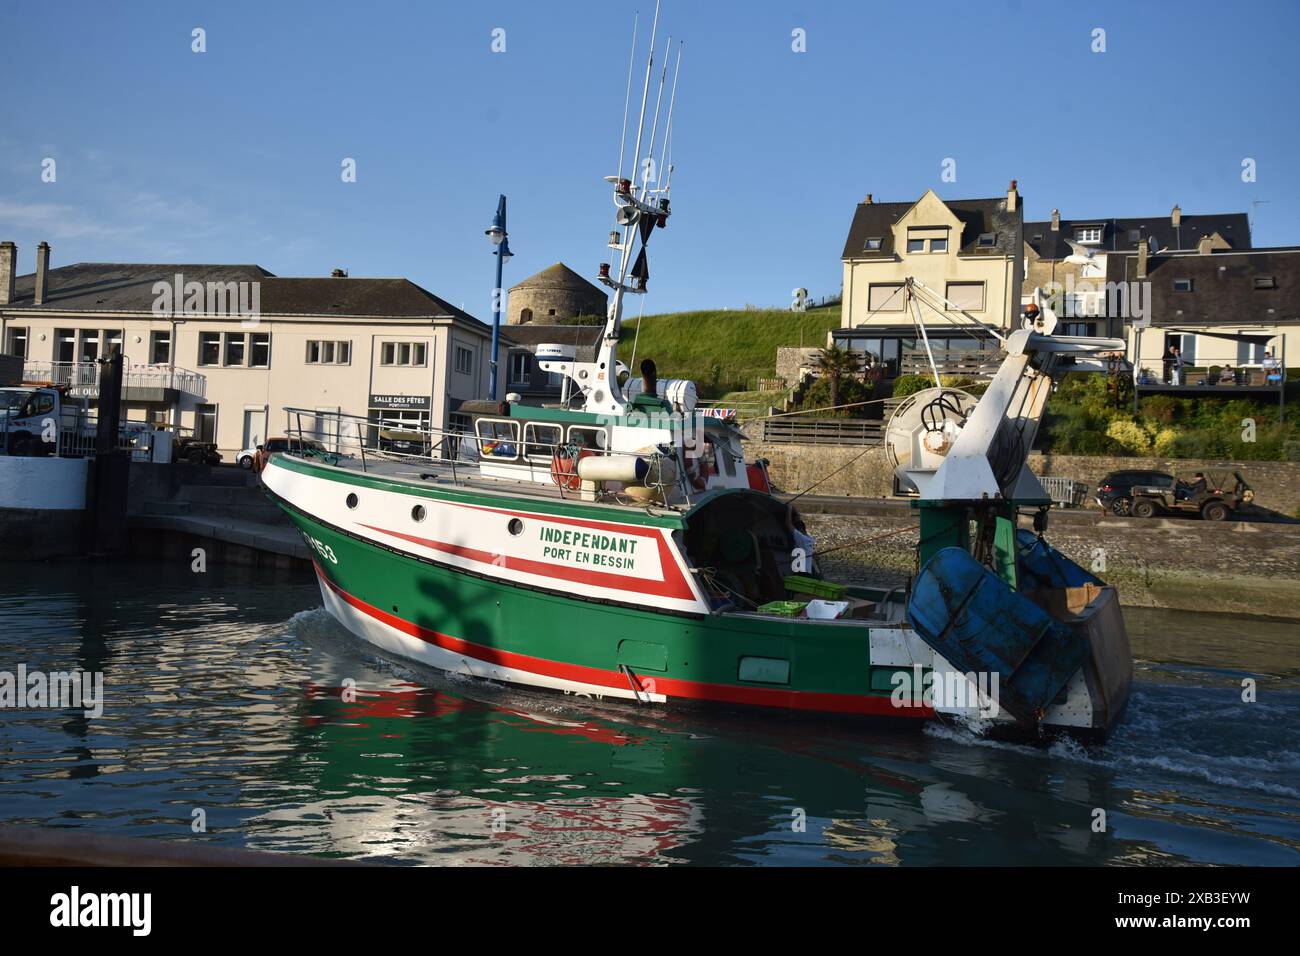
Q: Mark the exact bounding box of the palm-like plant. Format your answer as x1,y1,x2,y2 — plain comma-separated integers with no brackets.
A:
813,345,861,410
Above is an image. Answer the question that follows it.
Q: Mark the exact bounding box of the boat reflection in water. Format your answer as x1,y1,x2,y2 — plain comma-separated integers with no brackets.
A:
244,616,1140,866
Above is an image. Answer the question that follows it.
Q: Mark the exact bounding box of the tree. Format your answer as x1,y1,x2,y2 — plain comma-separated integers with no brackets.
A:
813,344,862,410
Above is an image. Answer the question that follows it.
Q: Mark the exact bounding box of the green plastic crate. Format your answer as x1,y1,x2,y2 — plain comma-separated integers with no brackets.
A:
784,575,847,601
757,600,808,618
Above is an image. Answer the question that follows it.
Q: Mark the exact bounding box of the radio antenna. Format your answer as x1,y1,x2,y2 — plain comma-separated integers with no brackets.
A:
616,12,638,183
628,0,661,191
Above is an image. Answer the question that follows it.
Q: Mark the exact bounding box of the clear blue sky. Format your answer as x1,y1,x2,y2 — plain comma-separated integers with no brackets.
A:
2,0,1297,320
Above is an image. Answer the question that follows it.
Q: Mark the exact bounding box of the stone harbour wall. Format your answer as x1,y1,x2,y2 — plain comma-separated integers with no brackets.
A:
748,439,1300,516
800,509,1300,620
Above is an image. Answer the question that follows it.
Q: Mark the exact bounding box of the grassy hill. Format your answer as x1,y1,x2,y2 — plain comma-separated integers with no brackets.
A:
616,304,839,398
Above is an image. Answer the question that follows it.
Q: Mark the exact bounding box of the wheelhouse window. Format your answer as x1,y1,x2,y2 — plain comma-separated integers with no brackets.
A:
475,419,519,459
524,422,561,460
567,425,607,450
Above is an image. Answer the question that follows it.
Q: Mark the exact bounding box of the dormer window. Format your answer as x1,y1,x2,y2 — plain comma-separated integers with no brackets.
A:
863,237,883,251
978,233,996,247
906,238,925,254
1173,278,1193,293
1075,225,1103,244
1254,275,1277,289
929,238,948,253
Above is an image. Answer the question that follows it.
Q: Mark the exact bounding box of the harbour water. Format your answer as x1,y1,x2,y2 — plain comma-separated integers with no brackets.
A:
0,561,1296,866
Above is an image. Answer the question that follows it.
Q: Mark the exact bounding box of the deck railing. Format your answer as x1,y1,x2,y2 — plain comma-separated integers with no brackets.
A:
283,406,646,501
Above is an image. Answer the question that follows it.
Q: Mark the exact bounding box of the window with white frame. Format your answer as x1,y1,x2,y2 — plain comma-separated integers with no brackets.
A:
150,330,171,365
4,326,28,359
306,339,351,364
929,237,948,253
455,345,474,375
945,282,986,312
380,341,428,366
906,238,925,254
1075,225,1103,244
867,283,906,311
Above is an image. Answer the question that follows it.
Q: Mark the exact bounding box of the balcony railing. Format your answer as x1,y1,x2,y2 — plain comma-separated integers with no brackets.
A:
1133,360,1284,390
22,361,207,399
900,347,1004,379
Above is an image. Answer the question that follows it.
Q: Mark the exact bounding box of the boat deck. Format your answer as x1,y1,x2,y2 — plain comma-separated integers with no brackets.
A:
283,450,695,516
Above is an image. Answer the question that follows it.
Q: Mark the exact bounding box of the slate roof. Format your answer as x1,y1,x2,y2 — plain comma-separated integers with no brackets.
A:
3,262,482,325
1025,212,1251,259
1104,246,1300,328
841,196,1022,260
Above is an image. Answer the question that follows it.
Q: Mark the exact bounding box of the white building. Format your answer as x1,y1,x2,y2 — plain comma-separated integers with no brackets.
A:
0,242,499,458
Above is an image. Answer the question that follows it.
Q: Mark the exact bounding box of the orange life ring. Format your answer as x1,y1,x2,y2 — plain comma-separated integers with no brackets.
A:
551,449,592,490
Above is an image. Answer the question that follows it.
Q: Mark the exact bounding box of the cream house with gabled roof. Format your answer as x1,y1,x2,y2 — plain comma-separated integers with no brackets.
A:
833,183,1024,378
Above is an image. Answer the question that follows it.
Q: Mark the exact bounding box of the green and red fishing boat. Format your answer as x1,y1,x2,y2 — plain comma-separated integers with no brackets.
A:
262,3,1131,741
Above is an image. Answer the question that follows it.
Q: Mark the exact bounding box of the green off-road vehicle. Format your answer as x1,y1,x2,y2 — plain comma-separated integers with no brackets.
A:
1129,470,1253,521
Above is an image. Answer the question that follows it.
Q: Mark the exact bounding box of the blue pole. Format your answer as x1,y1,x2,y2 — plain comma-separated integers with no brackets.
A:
489,246,503,399
485,194,511,400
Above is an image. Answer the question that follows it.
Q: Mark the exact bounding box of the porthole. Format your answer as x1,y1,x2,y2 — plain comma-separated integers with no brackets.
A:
346,493,358,509
508,518,524,536
411,504,426,522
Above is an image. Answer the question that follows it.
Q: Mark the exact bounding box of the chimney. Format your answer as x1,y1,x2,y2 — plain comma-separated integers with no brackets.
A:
1136,238,1149,279
0,242,15,306
1007,179,1018,212
1050,208,1060,232
1198,234,1214,255
330,268,348,277
1171,204,1182,227
863,193,873,204
34,242,50,306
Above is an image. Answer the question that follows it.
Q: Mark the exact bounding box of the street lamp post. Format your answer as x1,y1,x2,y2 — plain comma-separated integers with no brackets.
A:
485,194,513,400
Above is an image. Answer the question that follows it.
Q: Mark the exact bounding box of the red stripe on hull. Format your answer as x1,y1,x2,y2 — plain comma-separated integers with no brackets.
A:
356,520,697,603
316,566,931,719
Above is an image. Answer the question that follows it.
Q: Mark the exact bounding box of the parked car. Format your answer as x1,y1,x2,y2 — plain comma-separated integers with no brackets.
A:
237,436,326,468
1130,470,1253,521
1095,469,1175,516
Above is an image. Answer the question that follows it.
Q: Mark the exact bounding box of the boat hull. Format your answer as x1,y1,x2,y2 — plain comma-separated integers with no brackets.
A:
265,472,930,719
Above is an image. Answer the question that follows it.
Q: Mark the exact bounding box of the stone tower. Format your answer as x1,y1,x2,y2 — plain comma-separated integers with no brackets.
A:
507,262,608,326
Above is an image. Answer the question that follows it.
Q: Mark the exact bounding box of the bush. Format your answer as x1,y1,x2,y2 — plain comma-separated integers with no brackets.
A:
797,376,876,417
892,374,985,399
1105,419,1153,455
